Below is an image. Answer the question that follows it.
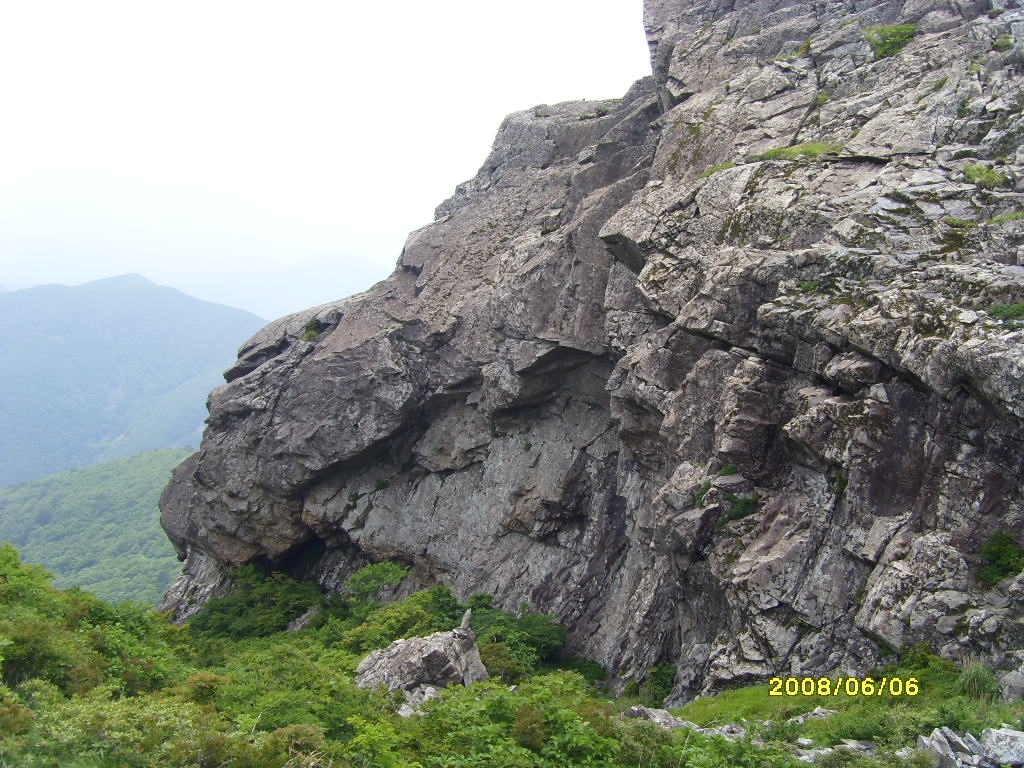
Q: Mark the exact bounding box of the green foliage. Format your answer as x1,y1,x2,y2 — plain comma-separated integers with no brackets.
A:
758,142,843,161
5,543,1024,767
300,316,322,342
863,24,916,58
188,565,322,639
695,480,713,506
989,210,1024,224
470,602,568,682
0,448,189,604
958,659,999,701
719,493,759,526
988,303,1024,321
345,561,409,602
798,280,821,292
963,163,1011,189
993,34,1014,52
977,532,1024,586
815,91,831,106
699,161,737,178
640,663,676,704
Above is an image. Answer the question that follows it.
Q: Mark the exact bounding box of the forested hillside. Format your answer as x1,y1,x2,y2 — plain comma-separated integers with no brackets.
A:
0,448,188,604
0,274,263,486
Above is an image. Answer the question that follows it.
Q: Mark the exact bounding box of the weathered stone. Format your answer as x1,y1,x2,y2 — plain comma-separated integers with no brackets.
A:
981,727,1024,765
355,616,488,715
622,706,695,729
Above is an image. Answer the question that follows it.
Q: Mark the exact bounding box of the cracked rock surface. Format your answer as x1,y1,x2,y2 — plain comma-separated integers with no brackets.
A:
162,0,1024,700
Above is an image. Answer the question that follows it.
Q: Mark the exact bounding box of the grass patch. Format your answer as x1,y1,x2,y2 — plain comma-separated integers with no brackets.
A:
699,161,737,178
989,303,1024,320
758,142,842,161
694,480,713,506
993,34,1014,53
798,280,821,292
989,210,1024,224
963,163,1011,189
863,25,916,59
942,217,977,228
674,646,1024,754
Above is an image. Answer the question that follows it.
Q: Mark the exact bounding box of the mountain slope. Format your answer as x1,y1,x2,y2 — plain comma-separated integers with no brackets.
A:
0,274,264,486
161,0,1024,701
0,448,189,604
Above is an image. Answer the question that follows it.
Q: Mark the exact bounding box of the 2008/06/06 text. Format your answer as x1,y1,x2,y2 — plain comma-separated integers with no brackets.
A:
769,677,920,697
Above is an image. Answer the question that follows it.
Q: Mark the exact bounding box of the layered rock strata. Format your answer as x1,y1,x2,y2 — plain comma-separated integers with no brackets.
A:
162,0,1024,700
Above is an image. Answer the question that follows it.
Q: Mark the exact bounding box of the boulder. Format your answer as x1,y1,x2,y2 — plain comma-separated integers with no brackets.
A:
355,611,488,715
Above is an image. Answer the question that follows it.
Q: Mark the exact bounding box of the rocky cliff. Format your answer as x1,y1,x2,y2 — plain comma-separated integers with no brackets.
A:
161,0,1024,701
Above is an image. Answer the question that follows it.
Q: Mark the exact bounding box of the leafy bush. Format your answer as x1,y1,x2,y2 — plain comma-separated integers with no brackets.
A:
345,561,408,602
993,34,1014,52
989,303,1024,321
300,316,322,342
188,565,322,639
964,163,1011,189
863,24,916,58
719,493,759,526
978,532,1024,586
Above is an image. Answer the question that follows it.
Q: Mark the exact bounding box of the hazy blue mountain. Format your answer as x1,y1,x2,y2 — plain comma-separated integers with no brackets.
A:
0,448,189,604
0,274,265,486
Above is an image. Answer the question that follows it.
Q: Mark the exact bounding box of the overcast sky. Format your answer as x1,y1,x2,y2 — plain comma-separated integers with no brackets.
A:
0,1,651,319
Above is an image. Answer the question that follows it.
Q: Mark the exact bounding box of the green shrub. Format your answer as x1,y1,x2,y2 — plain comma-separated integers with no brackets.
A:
989,303,1024,321
989,210,1024,224
978,532,1024,585
188,565,322,639
963,163,1011,189
300,317,322,342
798,280,821,292
640,663,676,704
719,493,759,525
345,561,408,602
993,34,1014,52
863,24,916,58
758,142,842,161
695,480,713,506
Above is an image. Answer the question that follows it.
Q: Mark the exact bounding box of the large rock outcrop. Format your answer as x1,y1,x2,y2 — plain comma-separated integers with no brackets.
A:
162,0,1024,701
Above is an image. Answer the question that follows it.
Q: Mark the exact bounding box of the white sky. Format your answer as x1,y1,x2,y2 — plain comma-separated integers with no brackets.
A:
0,1,651,318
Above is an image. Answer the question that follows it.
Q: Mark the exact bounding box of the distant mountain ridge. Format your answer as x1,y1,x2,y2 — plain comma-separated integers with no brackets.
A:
0,274,265,486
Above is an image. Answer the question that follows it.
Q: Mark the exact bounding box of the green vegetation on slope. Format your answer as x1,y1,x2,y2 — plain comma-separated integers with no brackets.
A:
1,548,1021,767
0,448,188,605
0,274,264,486
863,24,916,58
674,644,1024,767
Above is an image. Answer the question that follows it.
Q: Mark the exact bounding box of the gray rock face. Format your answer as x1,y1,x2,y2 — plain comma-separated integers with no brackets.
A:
355,621,488,715
162,0,1024,698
